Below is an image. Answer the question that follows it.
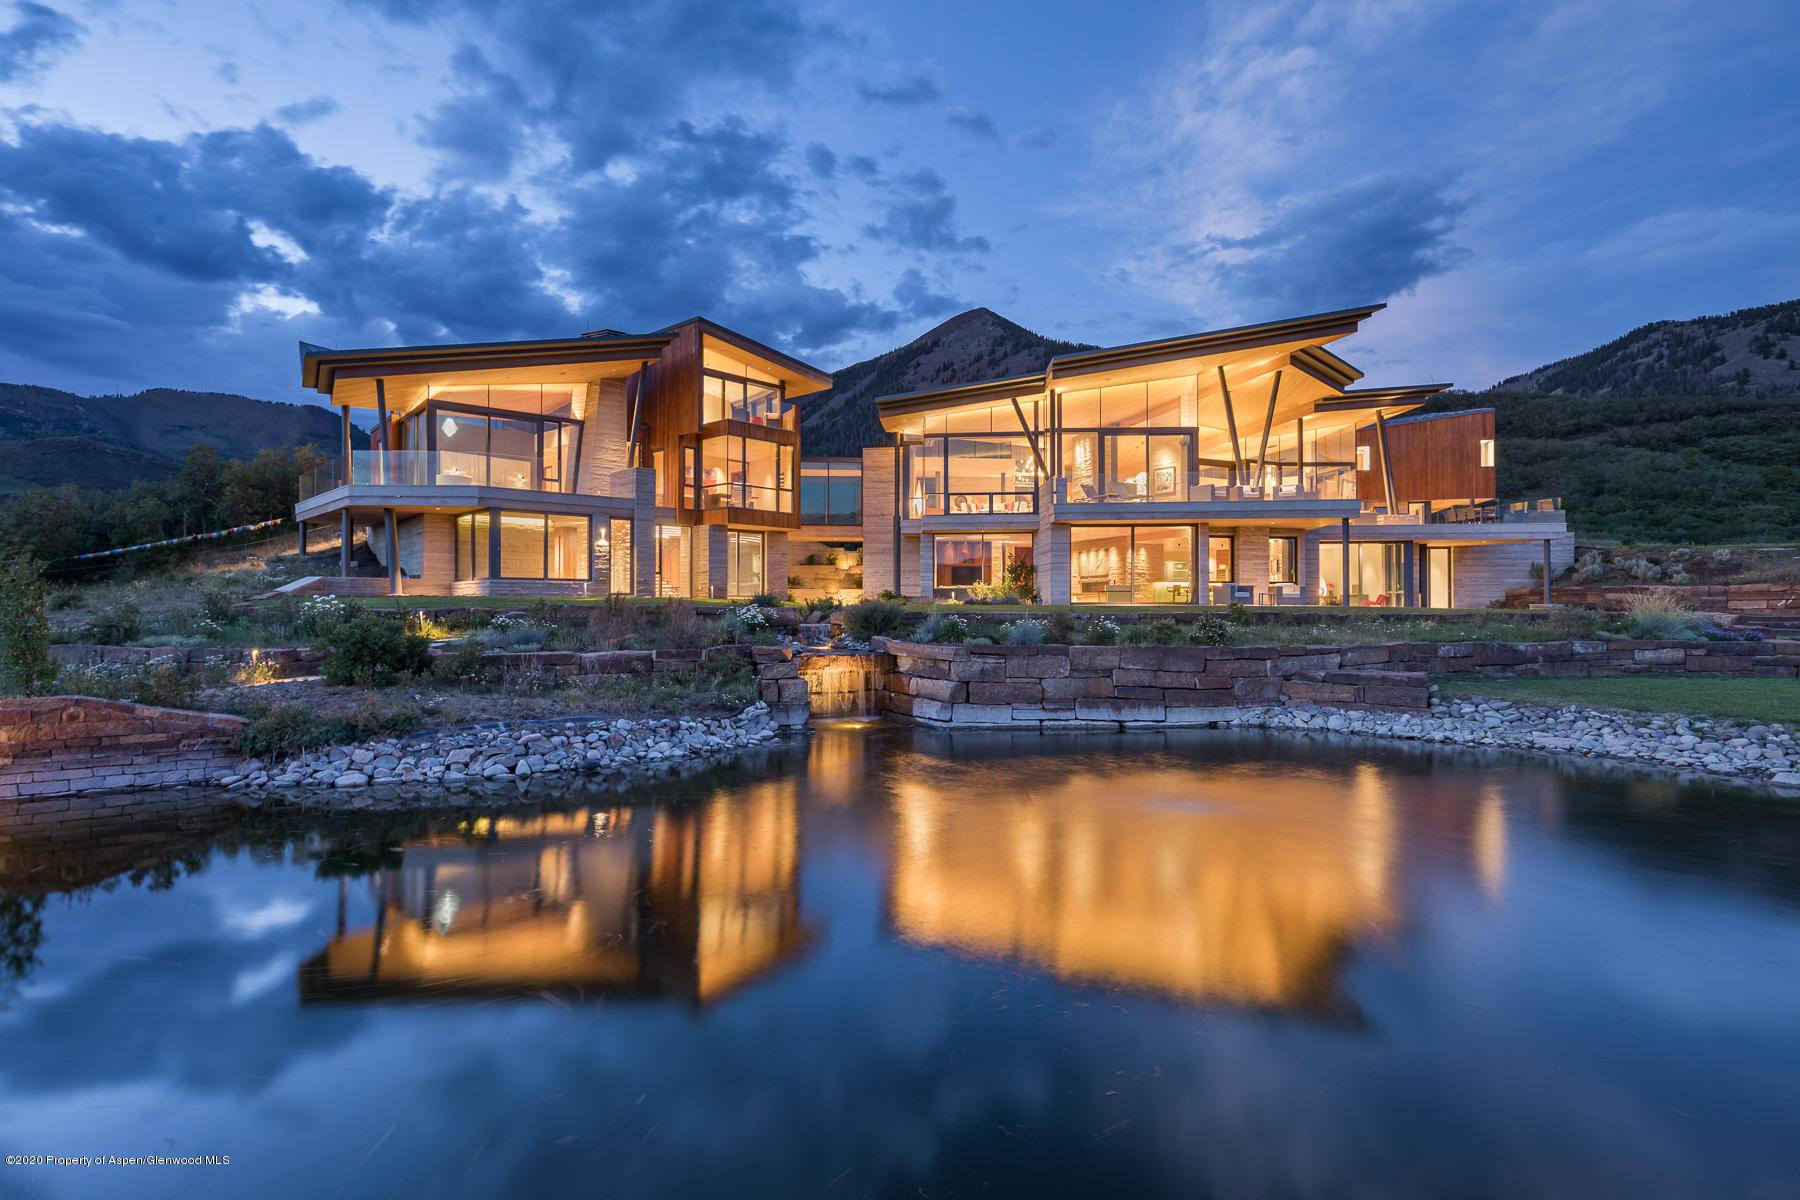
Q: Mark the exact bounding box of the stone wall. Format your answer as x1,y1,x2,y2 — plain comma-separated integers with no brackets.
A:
1503,582,1800,612
876,634,1800,731
0,696,248,804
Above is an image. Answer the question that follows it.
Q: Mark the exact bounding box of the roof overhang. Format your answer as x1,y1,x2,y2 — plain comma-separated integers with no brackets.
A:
301,332,677,403
680,317,833,399
1046,304,1385,381
875,373,1048,429
1311,384,1453,417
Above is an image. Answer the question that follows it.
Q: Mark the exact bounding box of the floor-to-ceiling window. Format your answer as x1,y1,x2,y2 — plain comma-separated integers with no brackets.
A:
800,460,862,525
727,531,766,597
932,534,1031,599
902,397,1041,517
1207,535,1234,586
1424,545,1454,608
593,518,634,594
1319,542,1406,606
1071,526,1195,604
1059,378,1194,503
655,525,690,597
1269,536,1298,585
454,510,592,582
696,436,795,513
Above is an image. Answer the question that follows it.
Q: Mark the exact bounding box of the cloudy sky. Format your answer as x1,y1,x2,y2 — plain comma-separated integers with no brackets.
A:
1,0,1796,407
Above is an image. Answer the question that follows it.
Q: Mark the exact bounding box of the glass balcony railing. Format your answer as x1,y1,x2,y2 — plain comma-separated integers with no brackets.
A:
697,481,794,514
296,451,575,500
907,490,1038,518
1428,497,1563,525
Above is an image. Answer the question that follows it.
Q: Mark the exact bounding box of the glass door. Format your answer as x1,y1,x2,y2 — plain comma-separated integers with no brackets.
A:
1425,546,1454,608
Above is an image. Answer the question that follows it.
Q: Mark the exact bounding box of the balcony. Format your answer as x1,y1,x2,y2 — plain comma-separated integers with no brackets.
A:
1062,464,1358,505
697,480,794,515
1427,497,1564,525
298,450,576,501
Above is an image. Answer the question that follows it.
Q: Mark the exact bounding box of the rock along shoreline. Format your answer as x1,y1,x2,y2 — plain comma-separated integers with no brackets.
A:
217,702,787,810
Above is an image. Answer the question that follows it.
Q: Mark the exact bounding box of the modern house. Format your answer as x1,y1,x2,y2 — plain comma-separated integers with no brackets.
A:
294,318,830,598
293,303,1568,607
856,304,1571,608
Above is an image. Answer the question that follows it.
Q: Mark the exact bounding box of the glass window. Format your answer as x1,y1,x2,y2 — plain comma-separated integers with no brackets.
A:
1101,383,1148,428
1061,432,1100,500
727,531,765,597
1060,389,1101,428
655,525,690,597
931,534,1030,598
1269,536,1297,584
906,444,943,517
742,438,780,511
498,511,545,578
1207,535,1234,583
1319,543,1405,606
1070,526,1194,604
454,512,491,581
547,514,588,580
1479,438,1496,468
945,437,1034,514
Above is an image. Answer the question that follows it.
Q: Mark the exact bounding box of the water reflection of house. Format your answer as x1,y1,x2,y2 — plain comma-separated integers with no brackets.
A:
300,785,809,1006
885,760,1403,1015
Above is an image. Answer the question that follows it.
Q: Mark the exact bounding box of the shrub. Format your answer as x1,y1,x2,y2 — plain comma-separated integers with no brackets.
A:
722,604,772,640
1080,617,1121,645
199,586,237,625
235,700,422,760
431,639,497,687
1571,550,1607,585
875,589,904,603
1001,554,1037,602
54,658,198,709
1625,589,1701,640
47,588,82,612
1128,617,1181,645
842,598,908,641
320,613,433,686
1045,613,1076,645
1005,619,1046,646
918,614,970,644
0,558,56,696
750,592,782,608
474,615,549,650
232,653,282,686
1186,613,1231,646
83,603,143,646
295,594,351,639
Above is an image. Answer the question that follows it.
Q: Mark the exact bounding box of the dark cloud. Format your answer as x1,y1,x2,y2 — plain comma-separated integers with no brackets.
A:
1015,128,1057,151
855,73,942,106
415,43,531,178
803,142,837,180
892,268,961,320
945,110,999,140
0,0,80,82
863,168,992,256
1175,174,1469,312
272,95,341,126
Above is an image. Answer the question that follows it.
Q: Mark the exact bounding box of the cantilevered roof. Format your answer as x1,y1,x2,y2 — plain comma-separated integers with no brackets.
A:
664,316,834,397
1046,304,1385,378
874,372,1049,420
301,330,676,394
1311,384,1454,414
1384,405,1489,427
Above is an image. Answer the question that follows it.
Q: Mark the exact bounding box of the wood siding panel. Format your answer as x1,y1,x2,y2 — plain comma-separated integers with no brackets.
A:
637,319,702,510
1357,410,1495,507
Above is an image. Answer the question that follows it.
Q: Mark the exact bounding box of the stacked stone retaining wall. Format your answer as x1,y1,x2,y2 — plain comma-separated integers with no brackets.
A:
1503,583,1800,611
876,636,1800,730
52,643,324,679
0,697,248,808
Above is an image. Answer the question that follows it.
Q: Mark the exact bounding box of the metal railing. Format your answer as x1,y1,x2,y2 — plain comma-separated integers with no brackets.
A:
1427,497,1563,525
297,450,574,500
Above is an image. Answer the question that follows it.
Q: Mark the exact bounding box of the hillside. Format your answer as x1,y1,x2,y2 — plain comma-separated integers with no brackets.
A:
802,308,1091,454
0,383,340,494
1493,298,1800,396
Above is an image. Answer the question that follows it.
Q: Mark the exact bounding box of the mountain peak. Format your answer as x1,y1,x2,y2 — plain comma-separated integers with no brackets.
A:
800,309,1091,454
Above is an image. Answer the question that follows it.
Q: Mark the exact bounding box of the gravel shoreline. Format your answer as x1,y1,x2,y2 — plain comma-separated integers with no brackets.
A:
210,693,1799,811
216,702,787,809
1237,696,1799,790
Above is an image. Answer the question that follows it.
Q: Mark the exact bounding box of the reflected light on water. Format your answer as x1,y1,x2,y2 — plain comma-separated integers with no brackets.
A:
886,756,1406,1013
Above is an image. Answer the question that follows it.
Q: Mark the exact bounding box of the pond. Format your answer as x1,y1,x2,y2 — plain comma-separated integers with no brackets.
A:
2,725,1798,1198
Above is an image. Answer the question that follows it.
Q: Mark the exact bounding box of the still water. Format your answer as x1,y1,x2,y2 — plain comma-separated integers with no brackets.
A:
2,725,1798,1199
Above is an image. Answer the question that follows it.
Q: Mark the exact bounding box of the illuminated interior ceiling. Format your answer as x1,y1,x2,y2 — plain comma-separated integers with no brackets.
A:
329,359,646,412
699,331,831,398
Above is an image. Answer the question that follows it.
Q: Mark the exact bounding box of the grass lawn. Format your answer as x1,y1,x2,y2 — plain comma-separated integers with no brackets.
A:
1438,676,1799,727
